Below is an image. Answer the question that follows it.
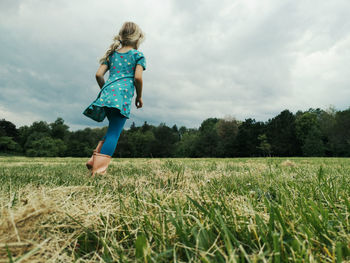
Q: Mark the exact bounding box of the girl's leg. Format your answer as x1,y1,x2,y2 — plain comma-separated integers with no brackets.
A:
100,108,127,156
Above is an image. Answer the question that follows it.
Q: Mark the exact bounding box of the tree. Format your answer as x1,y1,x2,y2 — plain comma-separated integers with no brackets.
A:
329,108,350,156
50,117,69,140
115,130,133,157
257,134,271,157
25,135,66,157
172,124,178,133
28,121,51,134
302,126,325,156
295,110,325,156
215,116,239,157
18,121,52,156
235,118,266,157
152,123,178,157
3,105,349,158
129,121,138,132
0,119,22,154
0,119,19,141
130,130,156,157
65,127,105,157
0,136,22,153
178,126,187,140
174,129,199,157
194,118,220,157
266,110,301,156
141,121,152,133
319,107,336,156
295,112,318,142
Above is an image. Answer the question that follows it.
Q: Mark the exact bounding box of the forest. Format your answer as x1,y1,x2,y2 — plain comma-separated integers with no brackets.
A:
1,107,349,158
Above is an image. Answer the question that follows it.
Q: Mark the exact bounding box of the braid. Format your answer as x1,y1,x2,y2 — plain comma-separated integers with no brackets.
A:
99,35,122,65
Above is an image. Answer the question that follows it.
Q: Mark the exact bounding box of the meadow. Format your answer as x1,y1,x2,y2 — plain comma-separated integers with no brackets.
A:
0,157,349,262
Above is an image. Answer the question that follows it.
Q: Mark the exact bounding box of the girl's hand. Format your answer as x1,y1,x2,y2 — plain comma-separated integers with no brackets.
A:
96,64,108,89
135,97,143,108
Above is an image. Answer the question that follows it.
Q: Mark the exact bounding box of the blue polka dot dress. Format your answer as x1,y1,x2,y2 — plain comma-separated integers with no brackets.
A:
83,49,146,122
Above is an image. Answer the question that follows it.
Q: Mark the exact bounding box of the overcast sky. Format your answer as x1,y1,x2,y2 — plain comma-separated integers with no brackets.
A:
1,0,349,131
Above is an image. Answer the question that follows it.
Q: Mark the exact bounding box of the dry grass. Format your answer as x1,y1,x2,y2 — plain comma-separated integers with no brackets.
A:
0,157,349,262
280,159,296,167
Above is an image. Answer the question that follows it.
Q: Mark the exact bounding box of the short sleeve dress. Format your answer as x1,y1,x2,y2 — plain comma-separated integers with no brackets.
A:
83,49,146,122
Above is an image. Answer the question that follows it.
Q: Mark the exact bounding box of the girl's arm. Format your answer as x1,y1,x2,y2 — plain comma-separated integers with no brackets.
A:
95,64,109,89
134,64,144,108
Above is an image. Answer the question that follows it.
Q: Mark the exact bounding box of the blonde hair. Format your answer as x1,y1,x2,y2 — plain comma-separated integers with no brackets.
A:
99,21,145,65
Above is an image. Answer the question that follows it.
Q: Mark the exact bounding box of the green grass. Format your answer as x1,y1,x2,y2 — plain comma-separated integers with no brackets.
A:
0,157,349,262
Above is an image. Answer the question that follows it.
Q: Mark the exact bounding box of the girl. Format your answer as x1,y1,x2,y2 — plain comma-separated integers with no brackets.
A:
83,21,146,176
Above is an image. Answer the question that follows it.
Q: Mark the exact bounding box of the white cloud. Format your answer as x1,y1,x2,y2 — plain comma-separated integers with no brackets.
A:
0,0,349,130
0,105,40,127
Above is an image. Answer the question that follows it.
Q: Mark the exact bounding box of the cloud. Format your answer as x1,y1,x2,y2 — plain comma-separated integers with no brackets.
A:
0,0,349,130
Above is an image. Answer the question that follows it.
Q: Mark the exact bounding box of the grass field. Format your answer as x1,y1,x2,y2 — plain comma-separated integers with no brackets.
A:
0,157,349,262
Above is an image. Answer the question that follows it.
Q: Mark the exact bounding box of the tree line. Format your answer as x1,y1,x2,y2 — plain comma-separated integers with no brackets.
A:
1,107,349,157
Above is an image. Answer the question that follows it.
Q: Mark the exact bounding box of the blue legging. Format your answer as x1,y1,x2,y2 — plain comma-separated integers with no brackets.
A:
100,107,127,156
